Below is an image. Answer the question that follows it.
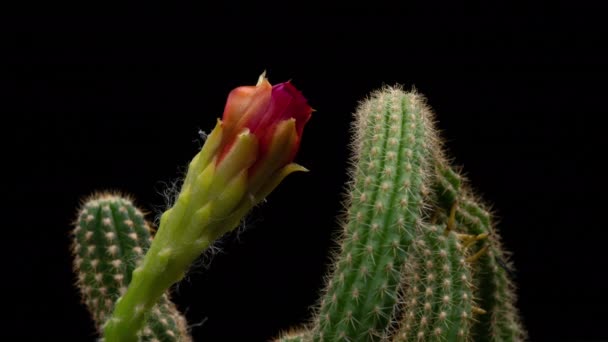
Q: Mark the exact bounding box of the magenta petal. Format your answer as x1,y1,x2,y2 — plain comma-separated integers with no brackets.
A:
270,82,312,135
216,77,312,173
250,83,293,134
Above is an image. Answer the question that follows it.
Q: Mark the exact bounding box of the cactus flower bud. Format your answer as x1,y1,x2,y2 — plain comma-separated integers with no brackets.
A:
104,74,313,342
183,73,312,236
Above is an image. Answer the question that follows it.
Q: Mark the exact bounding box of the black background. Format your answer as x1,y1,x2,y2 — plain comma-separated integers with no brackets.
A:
7,2,607,341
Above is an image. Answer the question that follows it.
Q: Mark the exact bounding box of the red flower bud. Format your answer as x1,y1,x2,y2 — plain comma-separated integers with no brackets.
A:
217,74,313,192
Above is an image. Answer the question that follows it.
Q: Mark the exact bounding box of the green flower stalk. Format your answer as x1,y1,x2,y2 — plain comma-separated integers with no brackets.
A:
104,74,313,342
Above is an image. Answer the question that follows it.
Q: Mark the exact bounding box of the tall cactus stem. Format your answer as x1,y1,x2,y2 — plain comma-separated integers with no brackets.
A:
312,88,438,341
274,88,525,342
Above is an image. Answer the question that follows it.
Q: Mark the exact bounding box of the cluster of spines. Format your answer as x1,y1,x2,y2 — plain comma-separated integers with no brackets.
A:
310,88,437,341
275,330,311,342
72,193,191,341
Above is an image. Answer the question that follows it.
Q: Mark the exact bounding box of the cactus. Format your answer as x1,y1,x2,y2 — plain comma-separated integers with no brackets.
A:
70,79,525,342
72,193,191,341
310,88,438,341
392,222,474,341
434,164,527,341
275,87,524,341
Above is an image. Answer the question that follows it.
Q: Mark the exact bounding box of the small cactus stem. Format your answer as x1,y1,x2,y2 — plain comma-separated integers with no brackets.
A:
459,197,525,342
72,193,191,342
432,163,462,211
407,224,442,341
443,230,473,342
313,88,436,341
392,223,473,342
141,293,191,342
434,164,526,341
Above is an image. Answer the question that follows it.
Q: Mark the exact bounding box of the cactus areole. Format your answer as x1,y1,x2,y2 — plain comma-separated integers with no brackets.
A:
103,74,313,342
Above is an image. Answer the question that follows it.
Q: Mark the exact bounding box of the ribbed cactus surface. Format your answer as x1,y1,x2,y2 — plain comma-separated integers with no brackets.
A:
435,165,526,341
393,221,474,342
311,88,438,341
72,193,191,341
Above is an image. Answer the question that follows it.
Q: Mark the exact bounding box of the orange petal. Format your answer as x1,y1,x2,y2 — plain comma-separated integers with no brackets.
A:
223,79,272,127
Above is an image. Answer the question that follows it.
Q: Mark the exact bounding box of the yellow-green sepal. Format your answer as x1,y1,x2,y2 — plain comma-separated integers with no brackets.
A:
248,118,299,194
187,119,223,184
211,129,258,197
253,162,308,204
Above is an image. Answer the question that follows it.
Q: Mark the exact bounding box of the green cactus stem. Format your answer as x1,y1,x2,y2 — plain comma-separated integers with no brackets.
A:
73,84,524,342
72,193,191,341
311,88,439,341
434,164,526,341
277,88,524,342
392,218,476,341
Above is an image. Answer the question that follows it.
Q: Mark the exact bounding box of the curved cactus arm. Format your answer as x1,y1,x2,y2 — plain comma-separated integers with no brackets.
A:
72,193,191,341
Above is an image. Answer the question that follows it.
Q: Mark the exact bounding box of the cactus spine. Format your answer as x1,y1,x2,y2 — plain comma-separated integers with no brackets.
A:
72,193,191,341
276,330,310,342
